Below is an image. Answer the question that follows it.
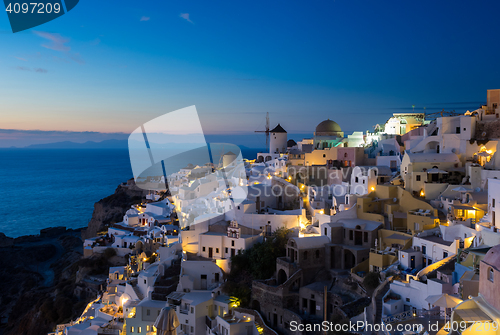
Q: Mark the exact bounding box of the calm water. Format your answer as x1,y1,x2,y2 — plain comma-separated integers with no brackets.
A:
0,149,133,237
0,147,263,237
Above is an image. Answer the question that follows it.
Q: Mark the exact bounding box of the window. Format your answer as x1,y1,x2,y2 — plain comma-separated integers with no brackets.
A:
215,273,220,282
443,252,448,258
489,268,494,282
130,327,135,333
416,175,421,181
147,309,150,316
144,279,147,284
147,326,150,331
138,327,142,333
456,127,460,134
191,307,194,313
355,177,359,183
364,232,368,243
232,241,235,247
191,326,194,333
349,230,353,240
225,247,228,253
422,245,426,255
216,248,219,253
323,154,326,158
202,247,206,252
493,199,496,208
406,298,410,302
324,228,328,236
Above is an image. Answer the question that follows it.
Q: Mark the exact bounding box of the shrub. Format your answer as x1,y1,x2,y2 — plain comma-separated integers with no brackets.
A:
103,247,117,260
362,271,381,291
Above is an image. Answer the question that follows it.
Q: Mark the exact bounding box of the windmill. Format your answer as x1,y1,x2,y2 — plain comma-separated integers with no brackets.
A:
255,112,270,148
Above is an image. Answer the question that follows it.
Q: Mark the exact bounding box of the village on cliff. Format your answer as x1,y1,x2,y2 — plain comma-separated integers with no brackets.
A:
51,89,500,335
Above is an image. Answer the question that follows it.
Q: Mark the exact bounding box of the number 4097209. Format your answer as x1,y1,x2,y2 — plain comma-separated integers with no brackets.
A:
5,2,61,14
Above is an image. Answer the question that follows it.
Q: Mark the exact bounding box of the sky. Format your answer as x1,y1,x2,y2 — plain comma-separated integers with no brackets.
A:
1,0,500,146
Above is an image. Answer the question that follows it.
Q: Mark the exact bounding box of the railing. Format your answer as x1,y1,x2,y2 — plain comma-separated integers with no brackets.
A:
179,308,189,315
382,308,445,324
99,329,121,334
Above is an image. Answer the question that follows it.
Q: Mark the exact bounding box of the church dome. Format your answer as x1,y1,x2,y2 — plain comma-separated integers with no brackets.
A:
315,119,342,135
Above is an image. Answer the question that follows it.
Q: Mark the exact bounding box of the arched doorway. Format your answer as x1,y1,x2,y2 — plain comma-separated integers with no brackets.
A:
277,269,288,285
344,249,356,269
251,300,260,312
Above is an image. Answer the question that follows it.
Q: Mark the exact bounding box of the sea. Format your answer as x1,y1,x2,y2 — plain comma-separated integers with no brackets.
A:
0,146,265,238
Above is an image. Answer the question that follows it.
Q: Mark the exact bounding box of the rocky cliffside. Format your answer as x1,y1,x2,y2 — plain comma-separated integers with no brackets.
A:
0,229,83,335
82,178,146,239
0,179,147,335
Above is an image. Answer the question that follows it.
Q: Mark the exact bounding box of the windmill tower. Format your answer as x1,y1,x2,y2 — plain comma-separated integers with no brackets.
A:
255,112,270,148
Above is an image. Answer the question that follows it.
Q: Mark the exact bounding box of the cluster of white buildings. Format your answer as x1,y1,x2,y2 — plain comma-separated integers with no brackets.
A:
52,89,500,335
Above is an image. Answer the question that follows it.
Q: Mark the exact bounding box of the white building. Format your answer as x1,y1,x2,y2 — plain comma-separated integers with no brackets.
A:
198,220,262,264
177,261,224,292
269,124,287,154
124,298,166,335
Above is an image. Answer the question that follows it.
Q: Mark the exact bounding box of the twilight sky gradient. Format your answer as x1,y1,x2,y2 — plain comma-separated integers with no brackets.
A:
1,0,500,142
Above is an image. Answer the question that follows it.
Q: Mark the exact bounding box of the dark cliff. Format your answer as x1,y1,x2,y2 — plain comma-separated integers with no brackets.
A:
0,179,147,335
82,178,146,239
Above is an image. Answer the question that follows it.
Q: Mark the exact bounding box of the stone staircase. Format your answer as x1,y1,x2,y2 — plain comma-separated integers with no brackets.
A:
151,264,180,301
374,283,390,324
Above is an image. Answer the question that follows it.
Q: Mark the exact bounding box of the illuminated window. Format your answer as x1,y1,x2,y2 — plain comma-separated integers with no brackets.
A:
130,327,135,333
138,327,142,333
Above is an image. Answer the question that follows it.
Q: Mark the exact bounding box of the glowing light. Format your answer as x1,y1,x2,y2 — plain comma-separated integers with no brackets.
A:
320,210,324,215
143,258,147,262
370,186,375,191
121,297,128,306
420,190,425,197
